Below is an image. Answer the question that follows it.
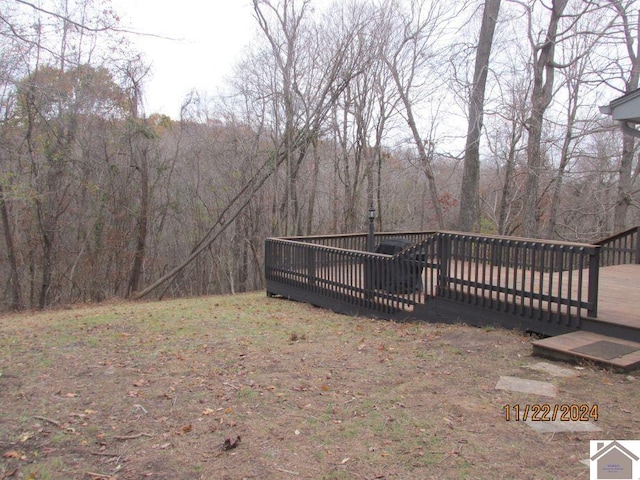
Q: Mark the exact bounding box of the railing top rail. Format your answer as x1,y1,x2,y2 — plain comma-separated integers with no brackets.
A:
595,226,640,246
274,230,438,242
270,231,592,248
437,230,598,249
269,230,600,251
266,237,392,258
274,230,595,246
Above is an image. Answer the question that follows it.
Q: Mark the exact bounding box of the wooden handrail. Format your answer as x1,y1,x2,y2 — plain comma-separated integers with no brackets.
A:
595,225,640,246
595,226,639,266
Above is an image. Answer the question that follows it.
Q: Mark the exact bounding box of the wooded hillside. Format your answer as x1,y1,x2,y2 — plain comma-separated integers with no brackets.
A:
1,0,638,310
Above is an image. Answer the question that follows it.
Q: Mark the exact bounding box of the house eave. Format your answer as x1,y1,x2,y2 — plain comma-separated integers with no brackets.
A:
601,88,640,124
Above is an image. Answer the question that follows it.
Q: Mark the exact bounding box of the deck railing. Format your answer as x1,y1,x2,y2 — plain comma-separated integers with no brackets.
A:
596,226,640,266
264,234,433,315
265,231,601,331
431,232,599,323
287,231,437,252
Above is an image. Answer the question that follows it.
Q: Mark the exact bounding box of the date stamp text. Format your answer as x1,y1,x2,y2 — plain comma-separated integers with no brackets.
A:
503,403,598,422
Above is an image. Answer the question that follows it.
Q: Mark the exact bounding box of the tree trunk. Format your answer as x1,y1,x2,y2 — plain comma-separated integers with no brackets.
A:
458,0,501,233
497,130,519,236
0,184,24,310
306,136,320,235
546,123,573,239
127,145,149,297
546,65,582,239
613,135,635,231
522,0,568,238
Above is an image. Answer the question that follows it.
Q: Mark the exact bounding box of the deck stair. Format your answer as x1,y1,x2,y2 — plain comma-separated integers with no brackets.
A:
532,330,640,372
531,226,640,371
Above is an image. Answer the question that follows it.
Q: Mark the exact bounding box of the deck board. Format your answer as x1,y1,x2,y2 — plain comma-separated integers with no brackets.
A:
593,264,640,330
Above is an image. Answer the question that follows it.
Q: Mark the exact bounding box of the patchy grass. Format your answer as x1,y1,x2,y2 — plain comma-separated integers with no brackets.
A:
0,292,638,479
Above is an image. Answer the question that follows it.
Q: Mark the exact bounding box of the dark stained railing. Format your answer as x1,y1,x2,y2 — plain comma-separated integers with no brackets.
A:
265,236,425,315
288,231,437,252
265,231,602,333
596,226,640,266
432,232,599,323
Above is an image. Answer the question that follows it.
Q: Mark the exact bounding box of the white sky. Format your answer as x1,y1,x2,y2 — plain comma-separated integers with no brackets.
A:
112,0,257,118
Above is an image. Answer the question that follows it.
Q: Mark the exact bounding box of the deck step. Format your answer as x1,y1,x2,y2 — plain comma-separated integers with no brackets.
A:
532,331,640,372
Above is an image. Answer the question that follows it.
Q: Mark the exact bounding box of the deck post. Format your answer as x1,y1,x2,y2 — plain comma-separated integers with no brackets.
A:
307,246,316,287
587,247,600,318
438,234,450,297
635,226,640,264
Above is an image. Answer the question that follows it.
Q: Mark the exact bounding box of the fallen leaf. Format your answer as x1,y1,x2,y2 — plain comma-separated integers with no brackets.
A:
202,408,215,416
3,450,21,459
181,424,192,434
64,393,77,398
341,457,351,464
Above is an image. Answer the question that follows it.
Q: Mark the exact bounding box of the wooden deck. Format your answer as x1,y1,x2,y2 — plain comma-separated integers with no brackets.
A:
591,264,640,330
531,264,640,371
442,262,640,331
266,229,640,369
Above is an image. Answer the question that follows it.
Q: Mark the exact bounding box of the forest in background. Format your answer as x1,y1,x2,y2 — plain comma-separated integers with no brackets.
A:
0,0,638,311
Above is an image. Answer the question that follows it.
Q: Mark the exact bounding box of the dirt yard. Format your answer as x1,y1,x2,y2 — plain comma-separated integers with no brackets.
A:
0,292,637,479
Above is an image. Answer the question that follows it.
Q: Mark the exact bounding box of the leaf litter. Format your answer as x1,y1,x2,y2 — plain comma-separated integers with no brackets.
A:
0,292,637,479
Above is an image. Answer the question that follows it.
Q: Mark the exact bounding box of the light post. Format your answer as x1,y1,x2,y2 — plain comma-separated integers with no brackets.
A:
365,204,376,299
367,204,376,252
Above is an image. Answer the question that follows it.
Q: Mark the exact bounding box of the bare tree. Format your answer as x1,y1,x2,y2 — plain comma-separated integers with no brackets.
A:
123,59,153,297
519,0,569,238
484,64,530,235
607,0,639,231
133,0,364,299
545,35,602,239
382,0,453,230
458,0,501,233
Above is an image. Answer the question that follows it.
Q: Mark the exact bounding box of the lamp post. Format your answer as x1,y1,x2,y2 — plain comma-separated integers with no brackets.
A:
367,204,376,252
365,204,376,299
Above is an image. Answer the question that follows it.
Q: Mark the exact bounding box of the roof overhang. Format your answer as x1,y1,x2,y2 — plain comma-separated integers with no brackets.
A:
600,88,640,139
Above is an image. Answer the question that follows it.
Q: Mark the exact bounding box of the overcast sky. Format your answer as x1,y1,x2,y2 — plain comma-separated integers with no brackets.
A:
112,0,256,118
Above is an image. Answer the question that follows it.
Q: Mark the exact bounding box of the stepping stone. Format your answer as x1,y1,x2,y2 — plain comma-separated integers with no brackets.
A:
495,376,558,397
523,362,578,378
525,419,602,434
